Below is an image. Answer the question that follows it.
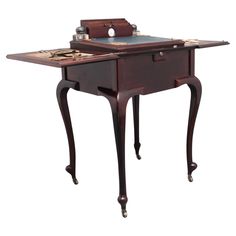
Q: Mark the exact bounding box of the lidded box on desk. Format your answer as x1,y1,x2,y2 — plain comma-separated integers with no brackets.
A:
70,18,185,52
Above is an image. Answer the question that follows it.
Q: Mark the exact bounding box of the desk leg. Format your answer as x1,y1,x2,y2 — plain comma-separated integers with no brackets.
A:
111,95,129,218
132,95,141,160
98,89,129,217
176,77,202,182
98,87,143,217
56,80,80,185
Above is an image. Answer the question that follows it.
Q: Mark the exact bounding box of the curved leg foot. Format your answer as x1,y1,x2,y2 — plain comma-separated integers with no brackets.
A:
57,79,80,184
176,77,202,182
134,142,141,160
187,162,197,182
66,165,79,185
132,95,142,160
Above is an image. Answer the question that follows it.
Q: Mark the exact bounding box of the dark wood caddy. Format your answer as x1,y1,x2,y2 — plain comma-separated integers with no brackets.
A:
7,19,229,218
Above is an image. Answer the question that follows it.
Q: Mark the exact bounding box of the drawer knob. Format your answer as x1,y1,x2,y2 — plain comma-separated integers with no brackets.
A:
152,52,166,62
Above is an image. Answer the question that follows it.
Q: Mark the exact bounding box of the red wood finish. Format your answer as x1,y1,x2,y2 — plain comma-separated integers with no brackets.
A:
70,38,185,52
66,60,117,95
6,30,229,217
6,40,229,68
117,50,190,94
6,50,118,68
81,18,133,38
56,78,80,185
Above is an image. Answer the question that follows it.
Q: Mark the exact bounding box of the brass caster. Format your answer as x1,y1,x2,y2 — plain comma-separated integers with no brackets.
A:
188,174,193,182
72,177,79,185
122,209,128,218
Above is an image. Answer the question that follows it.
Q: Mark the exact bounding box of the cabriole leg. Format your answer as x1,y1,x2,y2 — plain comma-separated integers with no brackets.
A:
56,80,80,185
110,94,129,217
176,77,202,182
98,89,129,217
98,87,143,217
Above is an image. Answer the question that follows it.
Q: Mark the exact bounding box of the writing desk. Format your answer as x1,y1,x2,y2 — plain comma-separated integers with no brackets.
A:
7,18,229,217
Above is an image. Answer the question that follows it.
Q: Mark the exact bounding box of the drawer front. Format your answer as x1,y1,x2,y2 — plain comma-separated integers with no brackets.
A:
118,50,190,94
66,60,117,95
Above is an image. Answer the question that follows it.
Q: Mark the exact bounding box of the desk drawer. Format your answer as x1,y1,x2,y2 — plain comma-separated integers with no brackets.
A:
119,50,190,93
66,60,117,95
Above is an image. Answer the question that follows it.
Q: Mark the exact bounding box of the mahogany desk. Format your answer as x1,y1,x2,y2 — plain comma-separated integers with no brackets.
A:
7,19,229,217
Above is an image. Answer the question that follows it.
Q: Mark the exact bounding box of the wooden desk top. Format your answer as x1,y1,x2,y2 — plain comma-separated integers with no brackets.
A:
6,39,229,68
6,49,118,68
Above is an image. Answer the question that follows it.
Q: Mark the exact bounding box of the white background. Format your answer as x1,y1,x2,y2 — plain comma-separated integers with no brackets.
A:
0,0,235,235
